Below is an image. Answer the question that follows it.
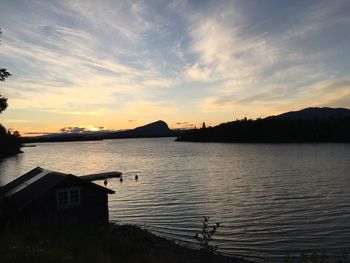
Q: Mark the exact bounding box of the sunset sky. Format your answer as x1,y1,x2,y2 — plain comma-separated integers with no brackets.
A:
0,0,349,135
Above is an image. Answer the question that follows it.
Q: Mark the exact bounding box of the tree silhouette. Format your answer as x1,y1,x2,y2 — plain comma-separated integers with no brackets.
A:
0,95,8,114
0,27,11,113
177,116,350,143
0,27,21,158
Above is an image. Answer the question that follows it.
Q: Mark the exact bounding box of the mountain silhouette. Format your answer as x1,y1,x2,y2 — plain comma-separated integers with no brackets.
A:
101,120,178,139
127,120,172,137
266,107,350,120
23,120,183,143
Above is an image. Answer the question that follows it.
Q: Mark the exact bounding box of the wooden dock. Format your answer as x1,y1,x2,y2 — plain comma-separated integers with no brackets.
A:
80,171,122,181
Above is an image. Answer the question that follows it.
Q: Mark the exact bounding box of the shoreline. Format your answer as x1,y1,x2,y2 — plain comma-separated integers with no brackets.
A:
0,223,255,263
111,224,256,263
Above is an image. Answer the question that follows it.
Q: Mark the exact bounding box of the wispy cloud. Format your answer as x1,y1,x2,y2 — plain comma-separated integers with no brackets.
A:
0,0,349,132
183,0,350,118
122,101,177,116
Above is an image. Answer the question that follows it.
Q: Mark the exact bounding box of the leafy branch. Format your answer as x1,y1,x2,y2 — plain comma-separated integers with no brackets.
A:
195,216,220,255
0,27,11,114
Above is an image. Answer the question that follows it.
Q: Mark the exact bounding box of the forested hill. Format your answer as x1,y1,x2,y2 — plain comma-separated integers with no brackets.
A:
176,107,350,143
24,120,184,143
266,107,350,120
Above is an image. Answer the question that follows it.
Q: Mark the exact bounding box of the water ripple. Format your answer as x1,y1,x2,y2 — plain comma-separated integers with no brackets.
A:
1,138,350,262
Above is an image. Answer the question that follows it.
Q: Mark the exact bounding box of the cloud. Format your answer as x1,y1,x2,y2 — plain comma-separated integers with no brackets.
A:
200,76,350,118
297,77,350,107
186,64,211,81
2,29,174,116
181,123,195,128
143,78,173,88
187,13,279,82
122,101,177,116
0,1,181,119
59,0,153,42
176,122,188,125
2,119,30,124
60,127,86,133
1,0,350,132
59,125,106,133
183,1,350,119
24,132,57,135
174,122,194,129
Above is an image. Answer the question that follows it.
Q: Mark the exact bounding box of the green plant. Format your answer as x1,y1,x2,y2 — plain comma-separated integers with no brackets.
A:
195,216,220,255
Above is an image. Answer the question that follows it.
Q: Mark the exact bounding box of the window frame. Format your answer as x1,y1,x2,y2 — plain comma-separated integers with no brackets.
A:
56,187,81,209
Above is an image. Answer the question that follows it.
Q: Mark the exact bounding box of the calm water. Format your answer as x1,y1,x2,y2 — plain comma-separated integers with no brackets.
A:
1,138,350,261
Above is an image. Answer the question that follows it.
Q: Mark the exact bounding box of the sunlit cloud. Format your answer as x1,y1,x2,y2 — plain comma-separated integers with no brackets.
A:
186,64,212,81
2,119,30,124
143,78,173,88
60,125,107,133
0,0,349,133
174,121,195,129
122,101,177,116
200,76,350,118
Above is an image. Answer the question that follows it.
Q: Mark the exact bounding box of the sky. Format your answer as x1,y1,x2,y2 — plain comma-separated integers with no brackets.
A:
0,0,350,135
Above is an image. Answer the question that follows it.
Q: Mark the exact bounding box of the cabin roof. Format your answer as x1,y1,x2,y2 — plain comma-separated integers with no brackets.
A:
2,167,115,211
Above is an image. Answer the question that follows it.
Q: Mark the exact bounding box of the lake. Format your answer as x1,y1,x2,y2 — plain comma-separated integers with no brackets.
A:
1,137,350,261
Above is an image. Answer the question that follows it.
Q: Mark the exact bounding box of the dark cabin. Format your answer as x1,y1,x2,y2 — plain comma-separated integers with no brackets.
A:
1,167,115,226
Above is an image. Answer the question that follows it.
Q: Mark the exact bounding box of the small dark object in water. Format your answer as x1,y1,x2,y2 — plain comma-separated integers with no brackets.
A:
135,174,138,180
120,177,123,182
104,179,108,186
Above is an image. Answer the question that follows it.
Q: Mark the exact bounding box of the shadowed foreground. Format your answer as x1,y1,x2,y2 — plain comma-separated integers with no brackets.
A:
0,223,253,263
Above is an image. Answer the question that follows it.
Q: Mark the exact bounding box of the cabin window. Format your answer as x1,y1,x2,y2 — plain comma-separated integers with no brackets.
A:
57,187,81,208
70,189,79,203
57,191,68,206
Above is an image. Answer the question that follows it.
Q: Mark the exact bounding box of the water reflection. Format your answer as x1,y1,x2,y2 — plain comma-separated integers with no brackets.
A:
1,138,350,261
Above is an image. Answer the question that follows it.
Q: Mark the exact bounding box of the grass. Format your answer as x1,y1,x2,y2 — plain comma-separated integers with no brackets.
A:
1,223,347,263
0,223,250,263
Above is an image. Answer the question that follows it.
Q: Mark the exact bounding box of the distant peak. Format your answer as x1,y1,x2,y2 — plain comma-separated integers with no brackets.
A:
267,107,350,120
132,120,171,133
138,120,169,128
154,120,167,125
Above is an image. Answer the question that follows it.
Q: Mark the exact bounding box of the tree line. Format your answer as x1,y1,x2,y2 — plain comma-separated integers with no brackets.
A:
176,117,350,143
0,27,22,158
